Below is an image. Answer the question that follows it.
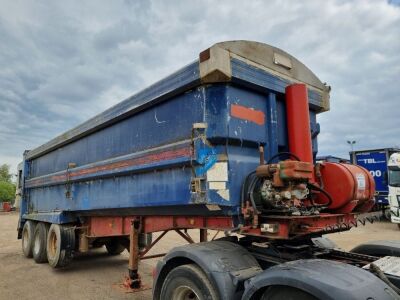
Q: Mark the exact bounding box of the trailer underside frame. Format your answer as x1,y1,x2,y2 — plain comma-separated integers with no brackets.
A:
78,211,382,289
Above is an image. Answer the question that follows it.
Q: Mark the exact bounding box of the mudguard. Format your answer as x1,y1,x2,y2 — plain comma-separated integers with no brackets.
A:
311,236,339,249
241,259,399,300
153,241,262,300
351,240,400,257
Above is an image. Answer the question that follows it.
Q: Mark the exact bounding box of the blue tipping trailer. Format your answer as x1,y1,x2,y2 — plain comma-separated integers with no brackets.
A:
18,41,400,299
351,148,400,207
19,41,327,227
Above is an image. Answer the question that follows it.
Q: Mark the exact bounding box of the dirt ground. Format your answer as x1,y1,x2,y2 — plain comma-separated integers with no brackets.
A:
0,212,399,300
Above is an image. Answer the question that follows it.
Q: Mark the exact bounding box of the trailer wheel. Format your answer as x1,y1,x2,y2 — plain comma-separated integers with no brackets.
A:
160,264,218,300
47,224,75,268
22,220,35,258
105,240,125,255
260,286,317,300
32,222,48,263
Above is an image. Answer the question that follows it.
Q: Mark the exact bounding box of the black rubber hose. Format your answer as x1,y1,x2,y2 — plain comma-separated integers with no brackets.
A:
240,172,260,215
248,176,261,214
241,171,256,205
267,151,301,164
307,183,333,208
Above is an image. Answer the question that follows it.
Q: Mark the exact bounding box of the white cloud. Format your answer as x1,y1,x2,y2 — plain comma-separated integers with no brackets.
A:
0,0,399,173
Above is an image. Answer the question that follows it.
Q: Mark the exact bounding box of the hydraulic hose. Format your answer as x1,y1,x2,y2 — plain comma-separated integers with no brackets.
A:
307,182,333,208
242,151,306,215
370,263,400,295
241,171,260,215
267,151,301,164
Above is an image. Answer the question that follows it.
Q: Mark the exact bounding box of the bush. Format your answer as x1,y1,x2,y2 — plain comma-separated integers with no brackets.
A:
0,181,16,202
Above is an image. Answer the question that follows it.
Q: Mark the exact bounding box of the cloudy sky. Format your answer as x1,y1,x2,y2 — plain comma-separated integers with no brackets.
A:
0,0,399,174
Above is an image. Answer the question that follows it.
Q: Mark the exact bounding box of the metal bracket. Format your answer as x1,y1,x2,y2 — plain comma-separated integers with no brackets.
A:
191,177,206,194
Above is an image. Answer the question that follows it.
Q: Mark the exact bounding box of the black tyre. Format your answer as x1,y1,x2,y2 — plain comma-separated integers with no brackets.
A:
22,220,35,258
261,286,318,300
160,264,219,300
384,208,391,221
33,222,48,263
105,240,126,255
47,224,75,268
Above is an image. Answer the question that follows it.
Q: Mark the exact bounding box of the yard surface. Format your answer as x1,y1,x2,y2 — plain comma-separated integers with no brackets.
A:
0,212,399,300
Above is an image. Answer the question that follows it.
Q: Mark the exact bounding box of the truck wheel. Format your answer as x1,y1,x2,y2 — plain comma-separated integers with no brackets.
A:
261,286,317,300
384,209,391,221
47,224,75,268
22,220,35,258
32,223,48,263
105,240,125,255
160,264,219,300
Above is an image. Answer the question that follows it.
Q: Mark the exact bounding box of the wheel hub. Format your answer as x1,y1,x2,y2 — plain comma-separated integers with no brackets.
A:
49,231,57,258
172,286,199,300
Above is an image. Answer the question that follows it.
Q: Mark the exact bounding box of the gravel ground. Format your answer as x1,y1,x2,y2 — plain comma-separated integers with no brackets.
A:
0,212,399,300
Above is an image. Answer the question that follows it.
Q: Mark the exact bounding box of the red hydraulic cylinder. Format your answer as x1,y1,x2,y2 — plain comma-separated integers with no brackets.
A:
285,84,313,164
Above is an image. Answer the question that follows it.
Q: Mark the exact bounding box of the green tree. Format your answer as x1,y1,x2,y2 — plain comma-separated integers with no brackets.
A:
0,164,16,202
0,164,12,183
0,181,16,202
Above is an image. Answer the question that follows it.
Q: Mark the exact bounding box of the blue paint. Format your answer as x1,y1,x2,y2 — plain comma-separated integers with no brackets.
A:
266,92,278,159
230,59,323,110
194,142,218,177
23,212,76,224
351,148,400,205
19,51,325,225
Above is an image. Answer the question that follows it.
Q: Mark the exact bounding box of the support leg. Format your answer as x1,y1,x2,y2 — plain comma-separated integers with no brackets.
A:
128,219,141,289
200,228,208,242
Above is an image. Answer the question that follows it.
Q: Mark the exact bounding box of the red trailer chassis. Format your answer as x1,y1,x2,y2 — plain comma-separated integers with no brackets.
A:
81,211,381,289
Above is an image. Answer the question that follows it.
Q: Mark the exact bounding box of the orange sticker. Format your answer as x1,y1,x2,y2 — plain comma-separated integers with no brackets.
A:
230,104,265,125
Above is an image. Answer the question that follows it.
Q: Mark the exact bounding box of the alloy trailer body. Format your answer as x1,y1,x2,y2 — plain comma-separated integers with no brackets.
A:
18,41,400,299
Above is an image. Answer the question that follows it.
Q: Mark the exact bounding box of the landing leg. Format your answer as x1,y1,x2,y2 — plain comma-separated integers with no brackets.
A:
128,219,141,289
200,228,208,242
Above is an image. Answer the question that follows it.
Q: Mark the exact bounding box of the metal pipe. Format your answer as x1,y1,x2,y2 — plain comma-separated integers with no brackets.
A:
140,230,168,257
285,84,313,165
140,253,167,260
200,229,208,242
175,229,195,244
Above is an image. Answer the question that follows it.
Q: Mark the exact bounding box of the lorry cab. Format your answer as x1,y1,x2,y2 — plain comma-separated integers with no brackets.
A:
350,148,400,219
388,153,400,228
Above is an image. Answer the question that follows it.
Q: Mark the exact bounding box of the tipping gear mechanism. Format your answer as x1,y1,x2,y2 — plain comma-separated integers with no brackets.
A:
255,159,326,216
